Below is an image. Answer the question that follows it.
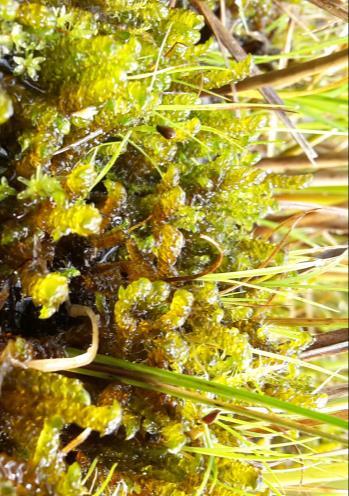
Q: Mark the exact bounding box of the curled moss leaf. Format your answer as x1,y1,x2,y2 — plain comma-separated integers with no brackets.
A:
157,289,194,331
115,278,171,334
155,224,184,276
49,202,102,240
2,368,122,435
153,186,186,221
24,272,70,319
66,161,97,196
161,422,187,454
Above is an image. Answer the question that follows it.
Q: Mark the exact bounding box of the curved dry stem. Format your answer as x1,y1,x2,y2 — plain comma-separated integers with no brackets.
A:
27,304,99,372
127,214,153,233
164,233,224,282
62,427,92,454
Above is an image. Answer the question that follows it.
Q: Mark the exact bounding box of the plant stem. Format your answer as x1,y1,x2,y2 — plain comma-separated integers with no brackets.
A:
73,362,348,445
308,328,348,350
189,0,316,163
257,153,348,172
302,328,348,359
268,317,348,327
217,49,348,93
306,0,348,21
67,349,349,435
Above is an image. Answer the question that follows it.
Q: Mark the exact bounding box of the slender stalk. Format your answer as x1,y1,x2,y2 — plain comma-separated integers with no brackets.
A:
68,349,349,432
53,129,104,156
307,328,348,350
62,428,92,454
302,329,348,360
256,154,348,172
252,348,347,381
324,384,349,400
72,362,349,445
268,209,348,231
189,0,316,163
303,343,348,360
263,461,348,486
28,305,99,372
90,131,131,190
217,49,348,93
268,317,348,326
306,0,348,21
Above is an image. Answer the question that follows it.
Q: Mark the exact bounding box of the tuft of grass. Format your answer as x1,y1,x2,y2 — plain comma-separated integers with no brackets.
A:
69,349,348,439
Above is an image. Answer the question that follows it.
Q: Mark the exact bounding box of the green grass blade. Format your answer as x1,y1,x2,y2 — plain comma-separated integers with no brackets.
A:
73,365,348,445
200,259,328,281
158,102,293,111
264,462,348,486
221,279,338,312
90,131,131,190
68,349,348,432
93,463,118,496
252,348,347,381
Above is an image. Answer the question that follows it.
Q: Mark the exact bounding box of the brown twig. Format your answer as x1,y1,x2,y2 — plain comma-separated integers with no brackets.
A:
189,0,317,164
310,170,348,187
323,384,349,400
216,49,348,93
302,328,348,360
306,0,348,21
256,153,348,172
307,328,348,350
298,409,348,427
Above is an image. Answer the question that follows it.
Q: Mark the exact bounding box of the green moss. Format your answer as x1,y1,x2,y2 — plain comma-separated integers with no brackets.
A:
0,1,322,494
0,88,13,124
27,272,70,318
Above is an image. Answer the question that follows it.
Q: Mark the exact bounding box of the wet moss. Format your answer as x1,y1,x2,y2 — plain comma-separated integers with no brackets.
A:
0,1,317,494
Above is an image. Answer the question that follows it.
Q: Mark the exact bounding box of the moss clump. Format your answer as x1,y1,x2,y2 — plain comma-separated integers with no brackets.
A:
0,0,319,494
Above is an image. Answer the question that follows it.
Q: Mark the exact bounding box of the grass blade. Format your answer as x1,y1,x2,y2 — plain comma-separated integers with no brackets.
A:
90,131,131,190
68,349,349,433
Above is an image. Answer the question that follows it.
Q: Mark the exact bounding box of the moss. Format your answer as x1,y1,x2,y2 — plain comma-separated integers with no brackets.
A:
0,1,318,494
0,88,13,124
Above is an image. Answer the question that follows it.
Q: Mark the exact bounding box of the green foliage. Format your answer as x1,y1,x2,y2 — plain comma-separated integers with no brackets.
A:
18,167,65,205
0,87,13,124
66,162,97,196
183,55,252,89
161,422,187,454
155,223,184,276
0,177,15,201
25,271,70,318
0,339,121,494
49,202,102,240
0,414,87,495
0,0,344,494
217,459,259,490
2,367,121,434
